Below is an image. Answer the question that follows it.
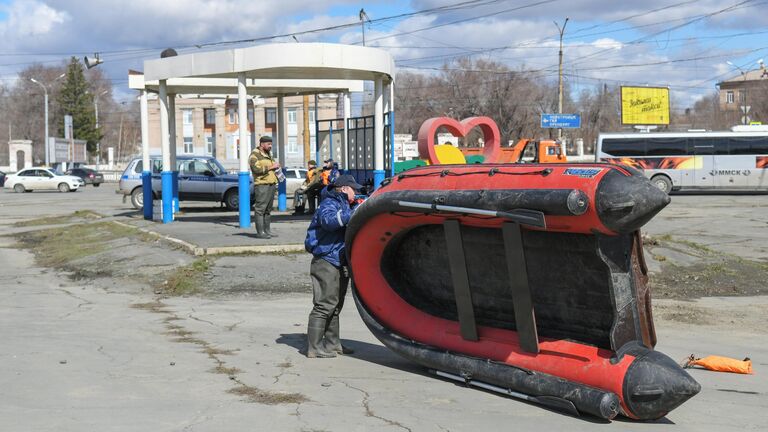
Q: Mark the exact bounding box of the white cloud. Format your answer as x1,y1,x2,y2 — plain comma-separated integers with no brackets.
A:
0,0,69,38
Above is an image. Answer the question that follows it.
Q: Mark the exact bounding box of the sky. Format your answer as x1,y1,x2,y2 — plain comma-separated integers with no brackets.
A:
0,0,766,111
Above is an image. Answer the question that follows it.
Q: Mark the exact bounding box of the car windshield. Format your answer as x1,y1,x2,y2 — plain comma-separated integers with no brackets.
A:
209,159,225,176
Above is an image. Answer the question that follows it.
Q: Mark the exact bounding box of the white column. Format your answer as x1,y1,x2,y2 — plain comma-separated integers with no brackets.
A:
277,96,286,167
168,94,177,167
374,78,384,172
159,81,170,171
238,74,248,172
343,92,350,170
140,90,150,170
389,81,395,113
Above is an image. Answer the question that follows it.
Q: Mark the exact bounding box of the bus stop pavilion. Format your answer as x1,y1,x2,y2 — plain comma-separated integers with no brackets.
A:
135,43,395,227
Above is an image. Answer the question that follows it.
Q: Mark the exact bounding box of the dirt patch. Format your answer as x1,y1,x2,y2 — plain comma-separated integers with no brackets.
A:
15,221,148,268
645,235,768,299
156,258,212,296
227,384,308,405
13,210,103,227
211,365,243,375
651,257,768,299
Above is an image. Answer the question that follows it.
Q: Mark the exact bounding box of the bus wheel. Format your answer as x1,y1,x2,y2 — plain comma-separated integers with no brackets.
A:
651,175,672,194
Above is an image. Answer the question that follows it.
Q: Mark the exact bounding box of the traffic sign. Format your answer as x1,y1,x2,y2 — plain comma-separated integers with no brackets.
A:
541,113,581,129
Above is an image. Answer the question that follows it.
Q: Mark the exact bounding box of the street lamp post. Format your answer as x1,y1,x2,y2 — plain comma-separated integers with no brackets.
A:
726,61,748,125
29,73,65,167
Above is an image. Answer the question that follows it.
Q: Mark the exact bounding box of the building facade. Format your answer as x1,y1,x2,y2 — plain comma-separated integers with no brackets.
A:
145,95,339,169
717,66,768,125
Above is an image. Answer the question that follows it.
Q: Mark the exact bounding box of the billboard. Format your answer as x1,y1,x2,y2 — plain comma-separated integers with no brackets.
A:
620,86,670,125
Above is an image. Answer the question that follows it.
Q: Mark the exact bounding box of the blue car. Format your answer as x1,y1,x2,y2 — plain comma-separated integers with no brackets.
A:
118,156,253,210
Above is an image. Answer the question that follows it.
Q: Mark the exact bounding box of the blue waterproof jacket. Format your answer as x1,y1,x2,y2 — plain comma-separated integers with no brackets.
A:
305,188,353,267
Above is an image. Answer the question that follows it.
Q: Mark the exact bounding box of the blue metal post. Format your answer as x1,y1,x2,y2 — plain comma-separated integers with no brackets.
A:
161,171,173,223
238,172,251,228
172,171,179,212
278,179,286,211
329,123,334,162
142,171,152,220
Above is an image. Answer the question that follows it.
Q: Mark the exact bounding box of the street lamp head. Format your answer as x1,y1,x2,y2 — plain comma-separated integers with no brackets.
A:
30,77,39,84
84,53,103,69
726,60,734,66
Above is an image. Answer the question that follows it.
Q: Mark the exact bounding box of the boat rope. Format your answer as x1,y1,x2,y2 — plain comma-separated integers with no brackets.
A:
396,167,552,182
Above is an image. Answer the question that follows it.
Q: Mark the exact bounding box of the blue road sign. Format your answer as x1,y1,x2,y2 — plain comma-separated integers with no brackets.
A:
541,113,581,129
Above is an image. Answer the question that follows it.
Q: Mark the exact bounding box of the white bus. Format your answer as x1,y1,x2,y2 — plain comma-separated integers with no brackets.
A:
595,129,768,193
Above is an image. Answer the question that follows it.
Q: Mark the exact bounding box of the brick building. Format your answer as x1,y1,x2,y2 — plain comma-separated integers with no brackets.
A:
145,95,339,169
716,66,768,125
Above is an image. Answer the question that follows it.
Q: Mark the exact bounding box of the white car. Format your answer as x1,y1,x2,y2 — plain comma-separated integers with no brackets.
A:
4,167,84,193
283,167,308,199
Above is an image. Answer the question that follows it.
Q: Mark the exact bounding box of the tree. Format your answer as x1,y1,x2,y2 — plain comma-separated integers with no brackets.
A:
57,57,99,154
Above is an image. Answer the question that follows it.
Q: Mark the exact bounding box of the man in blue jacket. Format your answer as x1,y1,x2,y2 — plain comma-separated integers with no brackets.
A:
304,175,363,358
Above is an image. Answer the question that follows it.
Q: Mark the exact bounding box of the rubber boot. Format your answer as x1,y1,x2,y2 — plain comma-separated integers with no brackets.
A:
264,214,277,237
306,318,336,358
324,315,354,355
254,216,271,239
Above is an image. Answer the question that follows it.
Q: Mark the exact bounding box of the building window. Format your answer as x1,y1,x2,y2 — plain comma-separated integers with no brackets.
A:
288,136,298,154
248,108,254,124
182,109,193,125
287,109,297,124
205,132,214,155
738,90,745,103
204,109,216,126
309,109,315,123
726,91,734,104
266,108,276,124
183,137,194,154
228,108,237,124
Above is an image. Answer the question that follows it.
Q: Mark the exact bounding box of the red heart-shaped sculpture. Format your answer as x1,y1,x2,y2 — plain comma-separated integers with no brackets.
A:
417,116,502,164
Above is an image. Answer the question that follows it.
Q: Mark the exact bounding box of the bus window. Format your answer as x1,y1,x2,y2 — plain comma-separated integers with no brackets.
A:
646,138,687,156
749,137,768,154
602,138,646,156
728,137,754,155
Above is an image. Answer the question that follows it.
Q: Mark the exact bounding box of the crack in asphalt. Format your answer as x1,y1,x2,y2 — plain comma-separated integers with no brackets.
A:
340,381,412,432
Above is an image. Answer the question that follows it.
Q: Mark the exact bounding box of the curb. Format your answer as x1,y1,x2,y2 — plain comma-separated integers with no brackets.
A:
112,220,304,256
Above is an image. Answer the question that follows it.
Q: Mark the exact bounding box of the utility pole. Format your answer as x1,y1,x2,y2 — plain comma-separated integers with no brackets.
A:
303,95,310,164
555,17,569,140
359,9,370,46
727,61,750,125
93,90,107,170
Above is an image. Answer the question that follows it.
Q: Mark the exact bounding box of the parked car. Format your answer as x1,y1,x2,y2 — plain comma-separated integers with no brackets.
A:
0,170,6,188
283,167,308,199
118,156,254,210
65,167,104,187
3,167,84,193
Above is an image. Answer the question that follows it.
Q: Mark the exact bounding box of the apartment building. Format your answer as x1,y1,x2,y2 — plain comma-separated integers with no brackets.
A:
716,67,768,124
146,95,339,169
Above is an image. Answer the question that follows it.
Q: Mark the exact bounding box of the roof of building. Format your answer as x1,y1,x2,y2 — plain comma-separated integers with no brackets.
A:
717,68,768,86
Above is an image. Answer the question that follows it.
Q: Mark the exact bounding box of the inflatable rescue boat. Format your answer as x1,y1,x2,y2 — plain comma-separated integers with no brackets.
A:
346,163,700,420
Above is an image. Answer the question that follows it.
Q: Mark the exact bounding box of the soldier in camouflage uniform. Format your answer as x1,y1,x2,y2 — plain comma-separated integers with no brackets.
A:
249,136,280,239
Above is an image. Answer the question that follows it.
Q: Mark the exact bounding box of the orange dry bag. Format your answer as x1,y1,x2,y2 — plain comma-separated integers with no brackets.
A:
683,354,753,374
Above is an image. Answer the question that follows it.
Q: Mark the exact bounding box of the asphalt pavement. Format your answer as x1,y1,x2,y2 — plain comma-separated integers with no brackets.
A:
0,184,766,431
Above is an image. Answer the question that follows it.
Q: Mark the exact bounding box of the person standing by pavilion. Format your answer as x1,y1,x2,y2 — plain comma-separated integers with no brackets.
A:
249,136,280,239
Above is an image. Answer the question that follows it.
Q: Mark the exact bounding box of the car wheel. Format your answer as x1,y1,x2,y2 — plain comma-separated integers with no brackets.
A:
58,183,70,193
13,184,25,193
131,187,144,210
93,183,101,187
225,189,239,211
651,175,672,194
